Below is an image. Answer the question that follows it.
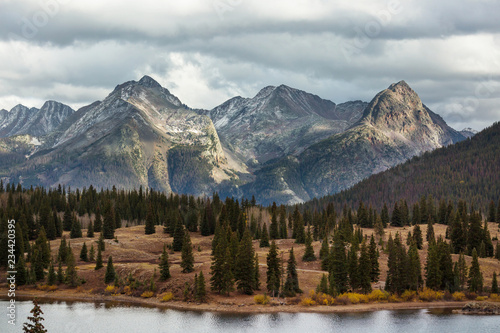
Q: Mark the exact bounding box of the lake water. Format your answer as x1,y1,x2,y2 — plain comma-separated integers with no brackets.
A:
2,299,500,333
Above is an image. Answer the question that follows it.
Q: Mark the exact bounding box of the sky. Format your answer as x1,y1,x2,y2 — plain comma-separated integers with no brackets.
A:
0,0,499,131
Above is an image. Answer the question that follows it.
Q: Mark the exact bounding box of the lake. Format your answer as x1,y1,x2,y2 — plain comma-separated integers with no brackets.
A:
2,299,500,333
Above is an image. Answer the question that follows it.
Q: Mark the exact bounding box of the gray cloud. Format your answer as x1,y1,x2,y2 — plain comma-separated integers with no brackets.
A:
0,0,499,130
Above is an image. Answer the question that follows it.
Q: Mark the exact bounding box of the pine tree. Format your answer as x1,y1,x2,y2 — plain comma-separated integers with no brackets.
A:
105,256,116,284
181,230,194,273
488,200,496,222
32,248,45,281
102,203,115,239
358,242,372,293
172,220,184,252
47,262,56,286
22,299,47,333
269,203,279,239
437,238,454,291
319,234,330,260
412,224,423,249
381,203,389,228
347,246,359,291
425,243,441,290
34,227,50,268
426,220,435,245
89,244,95,262
63,204,73,231
283,248,301,296
467,211,483,255
259,223,270,248
407,243,422,291
65,247,79,287
317,274,329,294
302,228,316,262
159,245,171,281
57,237,68,263
86,220,94,238
254,253,261,290
454,252,468,291
145,204,156,235
94,208,102,233
329,233,348,295
79,242,88,262
195,271,207,302
369,236,380,282
95,246,103,270
492,272,499,294
235,230,256,294
450,212,466,253
210,227,234,295
46,214,56,240
70,214,82,239
57,262,64,284
16,255,28,286
266,241,281,296
468,248,483,292
98,233,105,251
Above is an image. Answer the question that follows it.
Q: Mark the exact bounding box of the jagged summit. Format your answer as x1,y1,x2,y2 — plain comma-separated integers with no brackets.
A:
138,75,163,89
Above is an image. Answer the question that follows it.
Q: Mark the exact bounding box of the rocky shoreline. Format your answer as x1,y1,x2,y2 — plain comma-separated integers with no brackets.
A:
453,302,500,315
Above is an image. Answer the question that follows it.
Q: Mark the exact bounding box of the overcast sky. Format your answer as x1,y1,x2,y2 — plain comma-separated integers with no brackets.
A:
1,0,499,131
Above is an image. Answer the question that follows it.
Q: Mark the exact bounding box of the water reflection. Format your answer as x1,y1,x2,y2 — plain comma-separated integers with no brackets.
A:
1,300,500,333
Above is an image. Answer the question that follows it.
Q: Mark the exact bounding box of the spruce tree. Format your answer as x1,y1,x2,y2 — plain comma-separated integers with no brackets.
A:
34,227,50,268
159,245,171,281
425,243,441,290
302,228,316,262
269,204,279,240
488,200,496,222
80,242,88,262
329,233,348,295
210,228,233,295
426,220,435,245
317,274,329,294
145,204,156,235
369,236,380,282
283,248,300,296
491,272,498,294
47,262,56,286
63,204,73,231
94,208,102,233
102,203,115,239
319,234,330,260
22,298,47,333
89,244,95,262
266,241,281,296
437,238,454,291
181,230,194,273
57,262,64,284
347,246,359,291
16,255,28,286
454,252,468,291
381,203,389,228
32,248,45,281
235,230,256,294
86,220,94,238
254,253,260,290
95,246,103,270
407,243,422,291
467,211,483,255
358,242,372,293
468,248,483,292
195,271,207,302
98,233,105,251
65,247,79,287
105,256,116,284
259,223,270,248
172,220,184,252
70,214,82,239
412,224,423,249
58,237,68,263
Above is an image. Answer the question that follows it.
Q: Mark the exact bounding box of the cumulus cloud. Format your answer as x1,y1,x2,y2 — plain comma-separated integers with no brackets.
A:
0,0,499,130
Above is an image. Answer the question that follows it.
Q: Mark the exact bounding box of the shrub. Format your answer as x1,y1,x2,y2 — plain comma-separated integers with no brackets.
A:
476,296,488,301
254,294,270,305
141,291,154,298
48,285,58,292
162,292,174,302
123,286,132,295
300,297,316,306
105,285,117,294
335,294,351,305
452,292,466,301
388,294,403,303
465,292,477,300
489,294,500,302
368,289,389,302
316,292,335,306
401,290,417,302
418,288,443,302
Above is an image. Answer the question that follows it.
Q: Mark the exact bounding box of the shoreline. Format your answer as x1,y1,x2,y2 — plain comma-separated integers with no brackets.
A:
1,289,468,314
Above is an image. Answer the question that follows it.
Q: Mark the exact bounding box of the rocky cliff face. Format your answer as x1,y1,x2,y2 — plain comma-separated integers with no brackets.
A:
208,84,366,166
244,81,466,204
0,102,73,138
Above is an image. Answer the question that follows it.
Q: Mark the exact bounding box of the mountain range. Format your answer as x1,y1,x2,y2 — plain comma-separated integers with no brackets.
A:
0,76,471,204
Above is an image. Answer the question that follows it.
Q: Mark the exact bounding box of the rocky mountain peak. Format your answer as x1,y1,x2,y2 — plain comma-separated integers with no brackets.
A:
138,75,163,89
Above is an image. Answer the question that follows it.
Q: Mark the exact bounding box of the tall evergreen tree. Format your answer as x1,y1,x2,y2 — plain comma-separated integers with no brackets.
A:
347,246,359,291
266,241,281,296
369,236,380,283
358,242,372,293
412,224,423,249
86,220,94,238
254,253,260,290
65,247,79,287
283,248,300,296
426,220,435,245
195,271,207,302
70,214,82,239
319,234,330,261
259,223,270,248
63,204,73,231
454,252,468,291
181,230,194,273
302,228,316,262
467,211,483,255
104,256,116,284
381,203,389,227
22,299,47,333
172,220,184,252
47,262,56,286
95,246,103,270
468,248,483,292
488,200,496,222
329,233,348,295
102,203,115,239
57,237,68,263
425,243,441,290
407,243,422,291
145,204,156,235
269,203,279,240
79,242,88,262
16,255,28,286
235,230,256,294
94,208,102,233
491,272,498,294
89,244,95,262
159,245,171,281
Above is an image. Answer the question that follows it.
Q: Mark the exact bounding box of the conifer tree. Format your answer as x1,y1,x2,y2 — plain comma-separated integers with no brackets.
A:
329,233,348,295
181,230,194,273
266,241,281,296
210,227,233,295
47,262,56,286
105,256,116,284
65,247,79,287
98,233,105,251
454,252,468,291
319,234,330,260
89,244,95,262
450,212,466,253
369,236,380,282
16,255,28,286
358,242,372,293
22,299,47,333
412,224,423,249
317,274,329,294
425,243,441,290
381,203,389,228
58,237,68,263
407,243,422,291
70,214,82,239
437,238,454,291
32,248,45,282
79,242,88,262
95,246,103,270
302,228,316,262
468,248,483,292
488,200,496,222
145,204,156,235
269,204,279,240
159,245,171,281
235,230,256,294
195,271,207,302
259,223,270,248
34,227,51,268
172,220,184,252
94,208,102,233
347,246,359,291
86,220,94,238
254,253,260,290
102,203,115,239
63,204,73,231
426,220,435,245
46,214,56,240
492,272,498,294
467,211,483,255
283,248,300,296
279,207,288,239
57,262,64,284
